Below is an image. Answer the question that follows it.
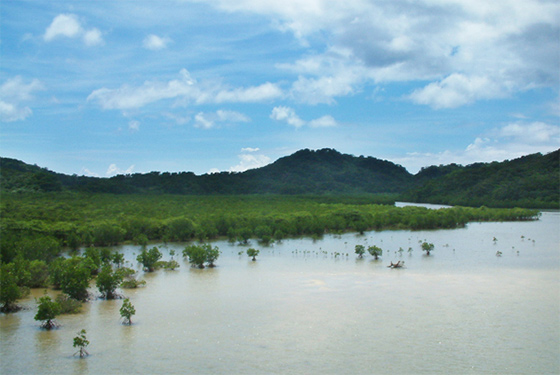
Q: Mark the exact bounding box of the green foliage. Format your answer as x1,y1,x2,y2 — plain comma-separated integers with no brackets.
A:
136,247,162,272
120,278,147,289
367,245,383,259
163,260,180,270
116,267,146,288
247,248,260,261
0,263,29,312
73,329,90,358
34,293,61,329
354,245,365,258
28,260,50,288
120,298,136,325
55,294,82,314
0,192,540,261
58,257,94,301
183,243,220,268
96,263,123,299
403,149,559,208
421,242,435,255
112,252,125,268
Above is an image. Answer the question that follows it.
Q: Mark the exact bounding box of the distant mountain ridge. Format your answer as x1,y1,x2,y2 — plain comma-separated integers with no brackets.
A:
1,148,558,208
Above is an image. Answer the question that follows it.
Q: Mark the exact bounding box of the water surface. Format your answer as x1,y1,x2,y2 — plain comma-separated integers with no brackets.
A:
1,212,559,374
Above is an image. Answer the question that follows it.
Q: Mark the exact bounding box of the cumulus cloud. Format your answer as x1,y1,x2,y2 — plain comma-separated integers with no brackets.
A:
0,76,43,122
408,74,505,109
88,69,282,110
143,34,171,50
43,13,104,46
270,106,305,128
393,121,560,173
43,14,82,41
270,106,338,128
194,109,250,129
229,148,271,172
205,0,559,108
83,28,104,46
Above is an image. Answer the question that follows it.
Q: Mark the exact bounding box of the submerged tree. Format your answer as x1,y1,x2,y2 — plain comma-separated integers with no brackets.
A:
183,244,207,268
120,298,136,325
204,244,220,267
354,245,365,258
59,257,94,302
0,264,28,313
96,263,123,299
183,243,220,268
136,247,162,272
421,242,435,256
247,248,260,261
34,293,61,329
73,329,90,358
367,245,383,260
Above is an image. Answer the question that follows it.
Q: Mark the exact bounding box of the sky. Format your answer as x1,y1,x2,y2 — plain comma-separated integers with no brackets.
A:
1,0,559,176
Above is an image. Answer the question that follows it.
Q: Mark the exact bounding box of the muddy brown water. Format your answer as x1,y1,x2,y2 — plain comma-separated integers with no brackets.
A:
1,209,559,374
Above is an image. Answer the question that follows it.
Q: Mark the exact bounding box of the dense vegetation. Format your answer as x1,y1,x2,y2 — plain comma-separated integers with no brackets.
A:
2,148,557,208
403,149,559,208
0,193,539,265
0,147,555,313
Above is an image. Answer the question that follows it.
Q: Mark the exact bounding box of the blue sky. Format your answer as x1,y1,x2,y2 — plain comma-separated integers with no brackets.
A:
1,0,559,176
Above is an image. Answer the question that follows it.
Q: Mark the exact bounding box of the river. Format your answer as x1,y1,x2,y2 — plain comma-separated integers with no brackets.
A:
1,210,559,374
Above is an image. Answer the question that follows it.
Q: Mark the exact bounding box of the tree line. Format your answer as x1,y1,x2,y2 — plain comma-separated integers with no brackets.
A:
0,194,539,264
2,148,557,208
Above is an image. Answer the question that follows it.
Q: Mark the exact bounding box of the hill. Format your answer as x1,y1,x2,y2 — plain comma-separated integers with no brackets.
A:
0,149,414,195
1,148,558,208
402,149,559,208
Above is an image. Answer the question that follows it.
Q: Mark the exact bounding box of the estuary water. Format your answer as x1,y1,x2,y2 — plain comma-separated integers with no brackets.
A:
1,210,559,374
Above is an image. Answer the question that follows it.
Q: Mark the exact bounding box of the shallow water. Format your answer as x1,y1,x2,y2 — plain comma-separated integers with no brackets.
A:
1,211,559,374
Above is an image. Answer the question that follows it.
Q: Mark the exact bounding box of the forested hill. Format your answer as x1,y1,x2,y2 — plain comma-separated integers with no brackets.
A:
1,148,558,208
0,149,413,195
402,149,559,208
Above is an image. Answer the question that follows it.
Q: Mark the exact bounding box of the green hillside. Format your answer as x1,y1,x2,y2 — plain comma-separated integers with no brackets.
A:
402,149,559,208
1,148,558,208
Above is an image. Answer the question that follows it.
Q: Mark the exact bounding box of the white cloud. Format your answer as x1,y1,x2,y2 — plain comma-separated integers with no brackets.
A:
194,112,214,129
216,109,250,122
213,82,283,103
83,28,104,46
128,120,140,131
408,74,505,109
241,147,260,152
229,150,271,172
0,76,43,122
88,69,282,110
202,0,559,108
43,13,104,46
270,106,338,128
106,164,135,176
270,106,305,128
308,115,337,128
194,109,250,129
498,121,560,144
44,14,83,41
393,121,560,173
143,34,171,50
